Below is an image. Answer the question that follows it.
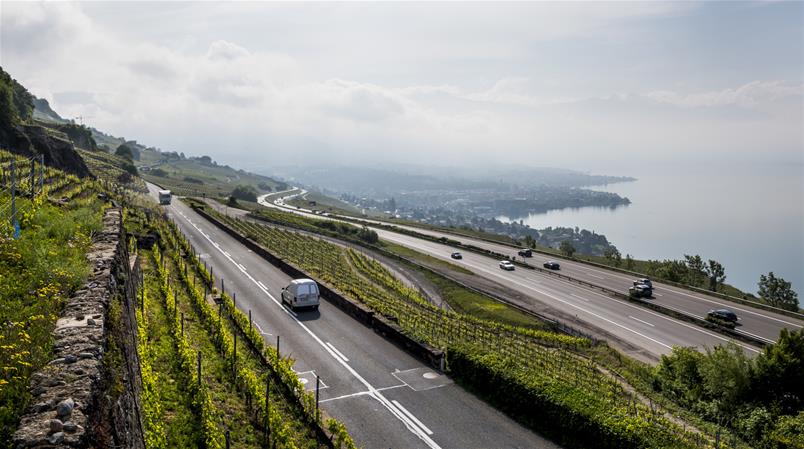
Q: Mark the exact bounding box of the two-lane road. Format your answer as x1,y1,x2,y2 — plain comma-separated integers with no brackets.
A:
149,184,558,449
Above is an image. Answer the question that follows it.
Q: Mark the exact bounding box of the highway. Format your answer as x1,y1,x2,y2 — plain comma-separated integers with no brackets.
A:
261,191,803,357
362,221,802,346
148,184,558,449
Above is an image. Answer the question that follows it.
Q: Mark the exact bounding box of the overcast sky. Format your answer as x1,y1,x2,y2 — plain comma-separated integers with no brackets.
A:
1,1,802,174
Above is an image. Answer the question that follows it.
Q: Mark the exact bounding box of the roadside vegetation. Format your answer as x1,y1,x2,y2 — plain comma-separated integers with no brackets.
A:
0,150,103,447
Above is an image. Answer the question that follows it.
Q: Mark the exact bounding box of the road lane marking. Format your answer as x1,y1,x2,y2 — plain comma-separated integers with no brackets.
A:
257,281,268,290
577,289,761,354
735,329,776,344
629,316,655,327
654,287,802,329
570,294,590,302
377,235,675,351
326,342,350,362
392,400,434,436
173,207,442,449
253,321,271,336
319,384,407,404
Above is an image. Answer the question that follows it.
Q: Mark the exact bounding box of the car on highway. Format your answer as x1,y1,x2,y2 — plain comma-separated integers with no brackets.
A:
450,252,463,260
629,283,653,299
707,309,739,323
281,278,320,311
518,248,533,257
543,261,560,270
499,260,515,271
635,278,653,289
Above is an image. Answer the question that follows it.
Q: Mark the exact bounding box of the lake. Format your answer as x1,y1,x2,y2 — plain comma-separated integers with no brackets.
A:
498,164,804,295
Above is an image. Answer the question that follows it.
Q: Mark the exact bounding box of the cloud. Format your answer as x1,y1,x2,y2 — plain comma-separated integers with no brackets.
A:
0,2,800,172
645,81,804,109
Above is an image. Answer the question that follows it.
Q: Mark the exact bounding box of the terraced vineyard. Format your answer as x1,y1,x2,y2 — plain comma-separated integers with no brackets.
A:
204,207,746,449
78,148,148,192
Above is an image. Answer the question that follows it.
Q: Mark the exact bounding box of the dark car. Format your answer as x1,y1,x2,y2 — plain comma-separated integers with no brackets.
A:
543,261,560,270
450,252,463,260
707,309,739,323
518,248,533,257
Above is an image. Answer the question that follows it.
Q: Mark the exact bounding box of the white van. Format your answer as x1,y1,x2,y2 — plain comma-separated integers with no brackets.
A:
281,278,320,311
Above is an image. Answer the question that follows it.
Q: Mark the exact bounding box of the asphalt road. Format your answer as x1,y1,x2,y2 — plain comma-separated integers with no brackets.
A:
148,185,558,449
356,221,802,346
261,192,804,357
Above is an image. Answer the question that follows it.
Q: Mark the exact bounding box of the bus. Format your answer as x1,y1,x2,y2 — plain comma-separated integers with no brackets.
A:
158,190,172,205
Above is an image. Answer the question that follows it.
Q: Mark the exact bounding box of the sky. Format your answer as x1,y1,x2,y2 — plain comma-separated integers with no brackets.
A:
0,1,802,174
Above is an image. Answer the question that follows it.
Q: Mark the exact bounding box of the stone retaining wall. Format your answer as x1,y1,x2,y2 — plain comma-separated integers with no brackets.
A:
13,208,145,448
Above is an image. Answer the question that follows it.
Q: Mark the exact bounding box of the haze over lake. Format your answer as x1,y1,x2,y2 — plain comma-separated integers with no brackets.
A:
499,163,804,295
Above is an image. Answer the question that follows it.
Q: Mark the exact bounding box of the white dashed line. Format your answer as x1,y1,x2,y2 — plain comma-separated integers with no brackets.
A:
629,316,655,327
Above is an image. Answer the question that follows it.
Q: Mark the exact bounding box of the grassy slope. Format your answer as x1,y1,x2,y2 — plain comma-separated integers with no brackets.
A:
139,149,282,199
0,156,103,447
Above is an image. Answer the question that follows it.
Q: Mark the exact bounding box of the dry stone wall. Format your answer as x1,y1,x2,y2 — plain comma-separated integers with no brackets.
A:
12,208,145,448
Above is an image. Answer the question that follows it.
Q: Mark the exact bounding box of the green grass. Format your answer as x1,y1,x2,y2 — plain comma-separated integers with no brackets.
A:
0,160,103,448
420,270,551,331
379,241,473,275
286,190,364,216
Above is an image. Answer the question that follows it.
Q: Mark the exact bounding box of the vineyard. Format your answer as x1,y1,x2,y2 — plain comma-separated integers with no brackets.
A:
0,149,104,447
203,206,748,449
134,212,356,448
78,148,148,192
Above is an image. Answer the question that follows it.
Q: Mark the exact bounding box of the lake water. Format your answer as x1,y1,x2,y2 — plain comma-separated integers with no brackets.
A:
498,164,804,295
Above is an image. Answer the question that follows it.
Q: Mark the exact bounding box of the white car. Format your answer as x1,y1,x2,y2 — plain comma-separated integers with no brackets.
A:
281,278,320,311
499,260,515,271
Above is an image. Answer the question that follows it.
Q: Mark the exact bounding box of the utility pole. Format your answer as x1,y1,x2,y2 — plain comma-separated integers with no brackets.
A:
29,158,35,198
39,154,44,196
10,159,17,238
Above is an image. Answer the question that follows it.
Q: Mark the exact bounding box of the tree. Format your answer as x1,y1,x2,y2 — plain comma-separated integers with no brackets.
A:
704,259,726,292
115,144,134,160
230,184,258,202
604,247,622,266
625,254,635,270
684,254,706,287
0,82,16,127
752,328,804,413
758,272,799,311
699,342,752,419
523,235,536,249
559,240,576,257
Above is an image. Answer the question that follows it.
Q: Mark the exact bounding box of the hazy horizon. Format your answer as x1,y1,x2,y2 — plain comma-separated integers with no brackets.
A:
1,1,802,173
